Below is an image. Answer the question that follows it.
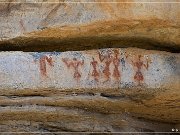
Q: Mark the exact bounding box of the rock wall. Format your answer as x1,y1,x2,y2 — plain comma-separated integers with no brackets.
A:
0,48,179,90
0,0,180,133
0,0,179,52
0,0,179,40
0,48,179,133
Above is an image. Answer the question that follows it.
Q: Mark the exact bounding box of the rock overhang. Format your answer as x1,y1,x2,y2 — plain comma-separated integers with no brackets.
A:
0,0,180,132
0,1,179,52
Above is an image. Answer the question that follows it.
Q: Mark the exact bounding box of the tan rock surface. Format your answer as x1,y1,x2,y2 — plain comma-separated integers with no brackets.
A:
0,0,179,52
0,49,179,133
0,0,179,133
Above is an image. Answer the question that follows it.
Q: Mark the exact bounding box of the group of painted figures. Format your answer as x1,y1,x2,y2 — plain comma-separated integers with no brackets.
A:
37,49,152,86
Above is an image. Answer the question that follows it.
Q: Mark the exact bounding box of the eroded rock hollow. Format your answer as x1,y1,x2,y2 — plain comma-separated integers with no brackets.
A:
0,0,179,133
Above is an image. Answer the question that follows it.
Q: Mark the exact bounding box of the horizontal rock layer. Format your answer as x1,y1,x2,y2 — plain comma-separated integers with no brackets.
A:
0,48,179,133
0,0,179,52
0,0,180,133
0,48,179,89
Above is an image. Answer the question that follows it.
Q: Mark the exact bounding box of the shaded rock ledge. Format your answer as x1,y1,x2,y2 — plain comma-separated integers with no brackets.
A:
0,48,179,133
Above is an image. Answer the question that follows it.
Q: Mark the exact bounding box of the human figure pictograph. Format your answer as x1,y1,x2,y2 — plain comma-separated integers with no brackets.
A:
62,58,84,82
112,49,121,81
98,50,113,82
130,55,151,86
90,57,99,82
39,55,53,77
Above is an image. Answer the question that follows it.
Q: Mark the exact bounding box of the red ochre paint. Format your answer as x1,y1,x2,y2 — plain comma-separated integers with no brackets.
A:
98,50,121,82
98,51,112,82
112,50,121,81
90,57,99,82
62,58,84,82
39,55,53,77
131,55,151,85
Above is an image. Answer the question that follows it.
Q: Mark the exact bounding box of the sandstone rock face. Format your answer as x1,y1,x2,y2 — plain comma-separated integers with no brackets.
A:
0,48,179,89
0,0,180,133
0,0,179,52
0,48,179,133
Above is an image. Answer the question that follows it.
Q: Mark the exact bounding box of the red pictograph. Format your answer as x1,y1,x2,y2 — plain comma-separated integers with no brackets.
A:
98,51,112,82
90,57,99,82
39,55,53,77
98,49,121,82
62,58,84,82
131,55,151,85
112,49,121,81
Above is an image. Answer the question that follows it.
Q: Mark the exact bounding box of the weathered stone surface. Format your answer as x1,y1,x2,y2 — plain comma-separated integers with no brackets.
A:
0,48,179,133
0,0,179,52
0,0,180,133
0,48,179,89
